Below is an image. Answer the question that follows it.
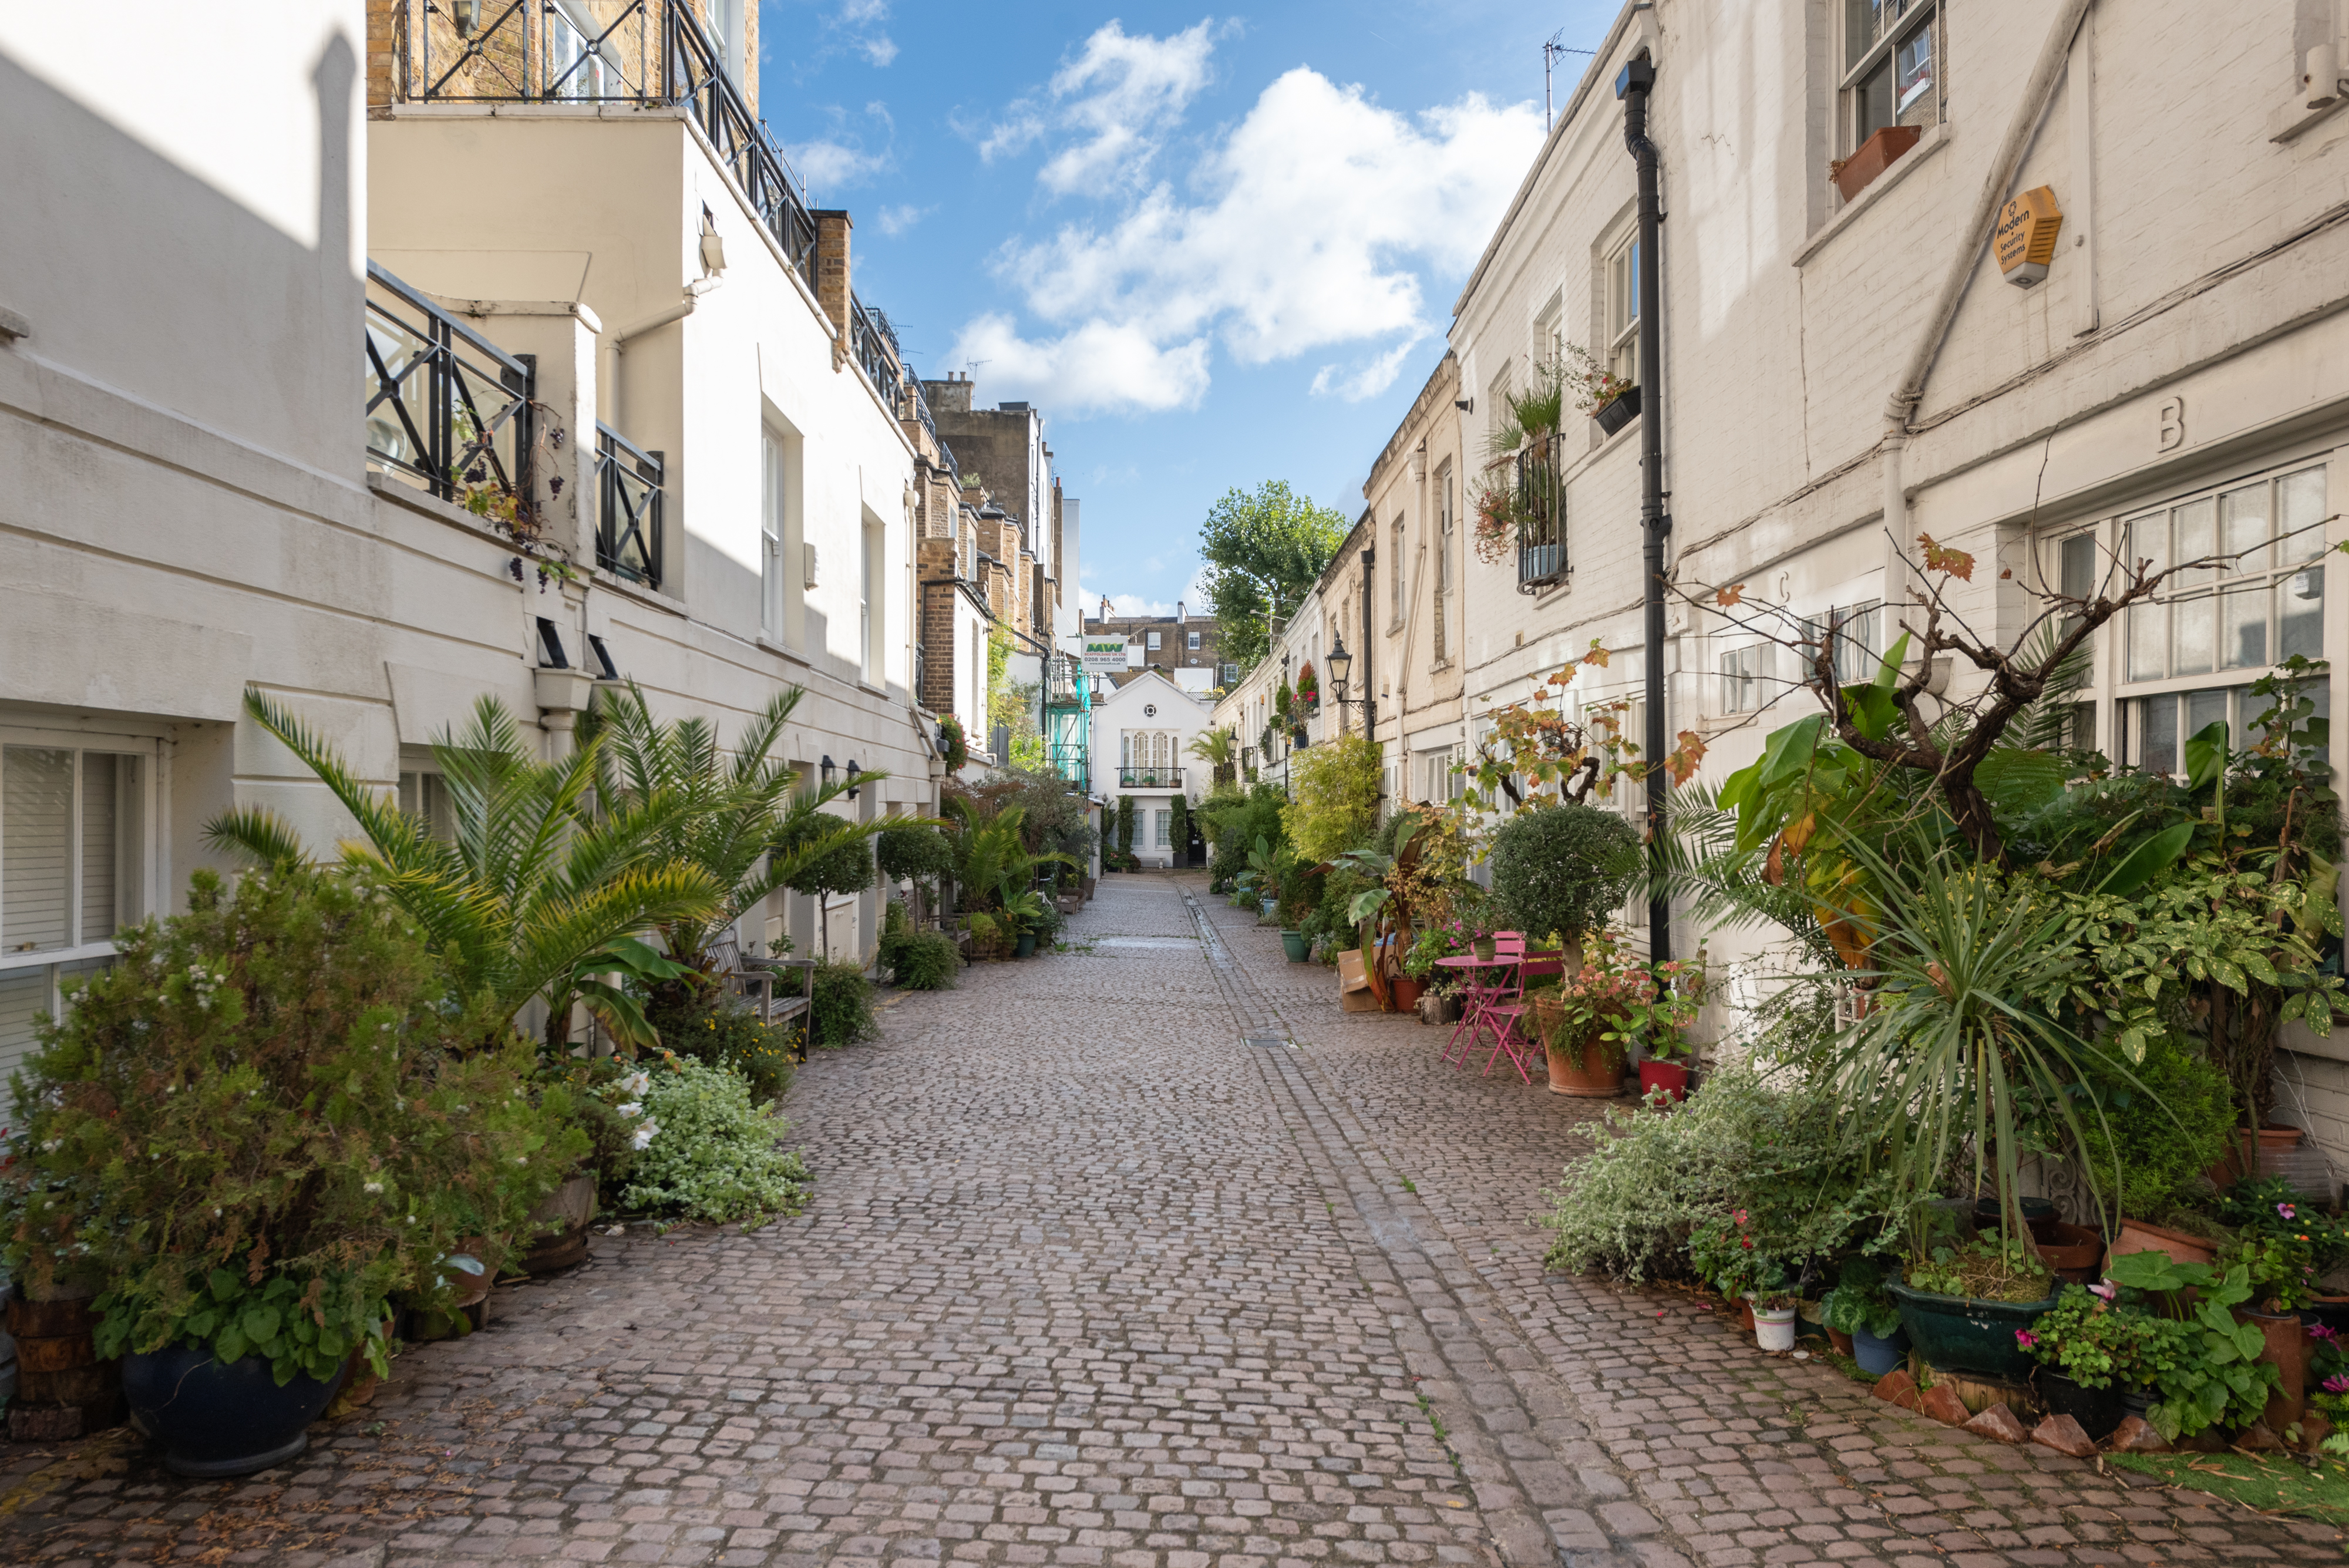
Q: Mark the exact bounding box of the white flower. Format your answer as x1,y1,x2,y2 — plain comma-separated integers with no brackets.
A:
623,1072,651,1098
364,1180,384,1194
514,1155,528,1165
615,1102,642,1120
406,1214,417,1224
213,1207,223,1217
631,1119,658,1151
165,1085,176,1095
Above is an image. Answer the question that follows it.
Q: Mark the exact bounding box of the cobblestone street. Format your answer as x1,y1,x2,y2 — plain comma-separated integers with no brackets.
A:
2,872,2342,1568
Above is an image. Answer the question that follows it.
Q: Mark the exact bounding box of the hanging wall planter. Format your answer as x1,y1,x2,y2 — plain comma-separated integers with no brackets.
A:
1591,385,1641,437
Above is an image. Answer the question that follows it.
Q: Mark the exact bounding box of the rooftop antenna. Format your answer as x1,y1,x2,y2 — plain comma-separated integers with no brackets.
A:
1544,32,1596,130
964,359,990,379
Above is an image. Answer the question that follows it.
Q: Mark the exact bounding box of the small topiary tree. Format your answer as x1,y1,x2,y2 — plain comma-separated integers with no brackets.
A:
1170,794,1190,863
1488,803,1641,944
778,812,876,897
875,820,953,885
1116,795,1136,855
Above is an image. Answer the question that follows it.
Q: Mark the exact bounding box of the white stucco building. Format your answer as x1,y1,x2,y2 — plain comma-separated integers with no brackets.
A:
0,0,943,1079
1092,671,1214,867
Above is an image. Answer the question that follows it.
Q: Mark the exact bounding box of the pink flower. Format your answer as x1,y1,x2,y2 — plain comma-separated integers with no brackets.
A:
2279,1202,2298,1220
1733,1209,1749,1226
1741,1237,1754,1250
2014,1330,2040,1349
2309,1323,2340,1343
2088,1282,2116,1301
2327,1375,2349,1395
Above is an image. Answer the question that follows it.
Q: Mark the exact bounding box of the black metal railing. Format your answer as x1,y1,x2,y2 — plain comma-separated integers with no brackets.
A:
595,422,664,587
850,295,901,406
1516,430,1566,591
1118,766,1184,789
365,261,533,509
403,2,817,287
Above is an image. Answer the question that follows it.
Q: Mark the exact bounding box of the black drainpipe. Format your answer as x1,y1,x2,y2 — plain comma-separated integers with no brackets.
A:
1361,547,1376,765
1617,52,1670,965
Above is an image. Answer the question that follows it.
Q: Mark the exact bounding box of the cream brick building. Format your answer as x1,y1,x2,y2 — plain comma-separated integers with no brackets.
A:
1314,0,2349,1158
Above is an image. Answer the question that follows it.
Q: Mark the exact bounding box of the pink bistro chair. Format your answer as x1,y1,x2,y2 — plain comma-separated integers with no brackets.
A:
1475,932,1544,1081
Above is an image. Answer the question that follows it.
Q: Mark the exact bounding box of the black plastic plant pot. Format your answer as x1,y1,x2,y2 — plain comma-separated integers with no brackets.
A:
1592,385,1641,436
2037,1370,2127,1439
123,1345,347,1478
1885,1278,2062,1381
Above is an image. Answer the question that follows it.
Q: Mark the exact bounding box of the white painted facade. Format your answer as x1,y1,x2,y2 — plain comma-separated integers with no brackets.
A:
1092,672,1214,867
0,1,938,1081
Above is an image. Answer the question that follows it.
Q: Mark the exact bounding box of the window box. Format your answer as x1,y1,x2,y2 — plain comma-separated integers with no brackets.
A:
1591,385,1641,438
1832,124,1921,203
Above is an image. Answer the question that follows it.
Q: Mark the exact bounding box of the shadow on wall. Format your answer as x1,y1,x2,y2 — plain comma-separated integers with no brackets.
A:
0,30,361,477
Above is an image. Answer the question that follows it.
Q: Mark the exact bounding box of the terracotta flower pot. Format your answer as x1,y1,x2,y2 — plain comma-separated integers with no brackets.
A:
2241,1308,2307,1432
1391,975,1425,1012
1536,998,1624,1098
2034,1221,2106,1285
1832,124,1922,201
2109,1217,2217,1271
1825,1325,1855,1358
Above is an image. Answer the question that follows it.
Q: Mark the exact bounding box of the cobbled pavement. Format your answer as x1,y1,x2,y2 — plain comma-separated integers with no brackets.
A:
0,873,2338,1568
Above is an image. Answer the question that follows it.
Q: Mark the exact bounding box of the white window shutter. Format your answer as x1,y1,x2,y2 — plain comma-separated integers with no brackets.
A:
3,747,73,954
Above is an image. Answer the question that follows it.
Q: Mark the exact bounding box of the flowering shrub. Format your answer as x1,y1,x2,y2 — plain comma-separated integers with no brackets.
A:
1295,661,1320,710
619,1055,810,1226
0,866,582,1385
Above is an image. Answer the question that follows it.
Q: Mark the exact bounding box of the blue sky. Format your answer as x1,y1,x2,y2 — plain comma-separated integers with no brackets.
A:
759,1,1618,616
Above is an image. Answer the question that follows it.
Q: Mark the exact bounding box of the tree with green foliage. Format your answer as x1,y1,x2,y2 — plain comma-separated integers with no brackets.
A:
1198,481,1351,673
1169,795,1190,863
1116,795,1136,856
1284,732,1383,864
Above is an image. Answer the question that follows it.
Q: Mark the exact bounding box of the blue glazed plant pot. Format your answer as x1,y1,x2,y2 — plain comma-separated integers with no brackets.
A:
124,1345,347,1478
1852,1324,1910,1376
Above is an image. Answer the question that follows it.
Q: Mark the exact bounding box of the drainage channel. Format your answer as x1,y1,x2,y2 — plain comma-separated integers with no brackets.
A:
1178,887,1654,1568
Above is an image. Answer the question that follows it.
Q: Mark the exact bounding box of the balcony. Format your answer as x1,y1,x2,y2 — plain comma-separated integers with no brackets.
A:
595,423,665,588
388,1,817,286
852,297,902,409
1516,430,1566,593
1118,766,1184,790
365,261,533,512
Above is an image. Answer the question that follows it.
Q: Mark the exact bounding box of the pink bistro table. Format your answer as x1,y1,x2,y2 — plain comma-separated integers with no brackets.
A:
1433,954,1563,1081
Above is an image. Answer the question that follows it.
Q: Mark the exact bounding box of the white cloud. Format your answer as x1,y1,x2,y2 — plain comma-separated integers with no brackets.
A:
948,312,1211,416
1038,20,1217,194
877,203,929,236
785,102,894,196
950,54,1542,417
1311,338,1424,403
832,0,896,67
1108,593,1177,617
974,19,1215,191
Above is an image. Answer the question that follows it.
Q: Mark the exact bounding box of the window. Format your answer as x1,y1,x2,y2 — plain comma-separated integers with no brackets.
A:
2108,462,2328,771
1221,663,1239,687
1147,630,1162,652
1534,295,1564,371
1155,809,1173,849
1845,0,1941,153
860,516,882,682
1187,631,1202,651
398,770,456,842
1802,600,1882,685
1391,516,1407,625
544,0,623,97
1,742,148,1082
1720,644,1772,714
760,429,785,638
1605,231,1641,385
1434,463,1453,662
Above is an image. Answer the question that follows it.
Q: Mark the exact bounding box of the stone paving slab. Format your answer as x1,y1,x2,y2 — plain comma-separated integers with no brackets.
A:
0,872,2337,1568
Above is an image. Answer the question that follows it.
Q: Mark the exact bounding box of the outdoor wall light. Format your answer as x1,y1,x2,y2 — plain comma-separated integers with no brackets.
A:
1327,635,1353,699
846,761,861,799
820,755,836,789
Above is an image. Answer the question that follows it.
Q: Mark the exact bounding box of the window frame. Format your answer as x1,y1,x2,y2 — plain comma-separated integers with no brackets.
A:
1841,0,1941,154
1604,231,1641,385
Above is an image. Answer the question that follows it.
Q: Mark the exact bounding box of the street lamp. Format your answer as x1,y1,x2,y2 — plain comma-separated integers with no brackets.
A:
1327,635,1353,702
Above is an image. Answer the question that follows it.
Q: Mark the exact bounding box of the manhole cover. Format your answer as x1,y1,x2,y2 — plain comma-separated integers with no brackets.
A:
1244,1035,1289,1049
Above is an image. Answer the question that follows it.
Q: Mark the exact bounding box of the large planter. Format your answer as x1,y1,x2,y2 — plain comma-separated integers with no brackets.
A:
520,1172,597,1276
1539,1001,1626,1098
1591,385,1641,437
2038,1370,2127,1440
1852,1323,1910,1376
1886,1278,2062,1381
123,1345,347,1478
1391,975,1425,1012
1015,932,1038,958
2109,1217,2217,1271
5,1283,124,1440
1638,1059,1690,1103
2242,1309,2307,1432
1281,930,1311,963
